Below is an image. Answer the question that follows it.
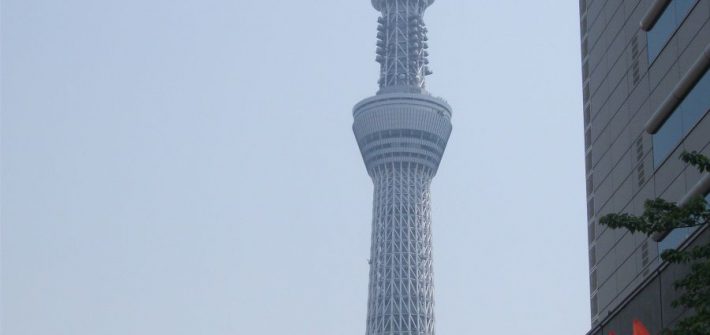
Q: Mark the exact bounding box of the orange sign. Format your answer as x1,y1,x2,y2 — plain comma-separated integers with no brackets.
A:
608,319,650,335
632,320,650,335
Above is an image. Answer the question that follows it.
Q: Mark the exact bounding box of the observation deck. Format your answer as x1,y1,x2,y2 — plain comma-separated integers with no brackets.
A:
353,93,452,176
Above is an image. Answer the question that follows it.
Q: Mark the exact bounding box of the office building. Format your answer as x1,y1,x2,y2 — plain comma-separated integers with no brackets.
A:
579,0,710,333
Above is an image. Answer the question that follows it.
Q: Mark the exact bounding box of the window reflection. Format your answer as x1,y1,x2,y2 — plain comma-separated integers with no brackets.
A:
647,0,698,62
659,225,697,254
653,70,710,168
653,109,683,167
647,3,676,61
658,194,710,254
673,0,696,22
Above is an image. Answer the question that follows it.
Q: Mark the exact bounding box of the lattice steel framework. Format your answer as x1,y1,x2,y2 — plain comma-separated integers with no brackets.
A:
366,164,436,335
353,2,452,335
374,0,435,92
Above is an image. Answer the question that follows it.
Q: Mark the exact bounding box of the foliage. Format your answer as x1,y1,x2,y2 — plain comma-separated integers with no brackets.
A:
599,151,710,335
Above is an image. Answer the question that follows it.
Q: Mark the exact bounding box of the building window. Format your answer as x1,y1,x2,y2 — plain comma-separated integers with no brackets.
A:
647,0,697,62
587,197,595,220
658,193,710,254
653,69,710,168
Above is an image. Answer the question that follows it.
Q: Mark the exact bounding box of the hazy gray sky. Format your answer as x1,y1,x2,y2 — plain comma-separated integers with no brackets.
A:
2,0,588,334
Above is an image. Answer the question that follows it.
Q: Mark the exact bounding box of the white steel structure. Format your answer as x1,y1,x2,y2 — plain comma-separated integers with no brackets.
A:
353,1,452,334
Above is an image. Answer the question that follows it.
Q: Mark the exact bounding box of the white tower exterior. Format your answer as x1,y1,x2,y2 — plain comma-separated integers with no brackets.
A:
353,1,452,334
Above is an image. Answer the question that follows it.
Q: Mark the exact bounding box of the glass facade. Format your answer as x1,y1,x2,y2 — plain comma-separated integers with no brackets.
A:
647,0,697,62
653,70,710,167
658,225,697,254
658,193,710,254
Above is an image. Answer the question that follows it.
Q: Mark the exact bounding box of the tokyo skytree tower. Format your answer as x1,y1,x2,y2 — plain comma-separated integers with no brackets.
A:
352,1,452,334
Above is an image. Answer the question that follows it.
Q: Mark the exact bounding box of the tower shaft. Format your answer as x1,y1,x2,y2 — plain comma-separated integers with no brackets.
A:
366,165,435,334
354,1,451,335
374,0,433,93
354,93,450,335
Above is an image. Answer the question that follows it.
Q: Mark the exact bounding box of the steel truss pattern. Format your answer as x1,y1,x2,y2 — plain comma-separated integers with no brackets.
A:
366,164,436,335
373,0,434,92
354,1,451,335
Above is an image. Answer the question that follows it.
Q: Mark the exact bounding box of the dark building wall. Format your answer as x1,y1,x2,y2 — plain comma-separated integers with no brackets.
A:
580,0,710,329
587,228,709,335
